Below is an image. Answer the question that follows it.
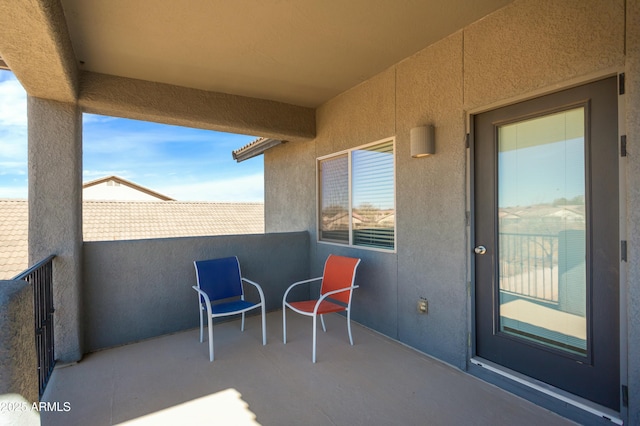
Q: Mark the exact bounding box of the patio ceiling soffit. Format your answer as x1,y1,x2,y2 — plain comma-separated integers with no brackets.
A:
0,1,314,141
0,0,79,102
78,72,316,142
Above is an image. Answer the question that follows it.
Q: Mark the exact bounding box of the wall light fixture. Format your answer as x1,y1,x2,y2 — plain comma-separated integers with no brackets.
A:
410,125,435,158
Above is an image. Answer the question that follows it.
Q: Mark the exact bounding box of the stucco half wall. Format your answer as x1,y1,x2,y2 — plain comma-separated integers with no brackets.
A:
0,280,38,406
82,232,309,352
265,0,635,422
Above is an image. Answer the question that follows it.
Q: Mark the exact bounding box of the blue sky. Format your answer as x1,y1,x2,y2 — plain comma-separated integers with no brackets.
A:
0,70,264,202
498,139,585,208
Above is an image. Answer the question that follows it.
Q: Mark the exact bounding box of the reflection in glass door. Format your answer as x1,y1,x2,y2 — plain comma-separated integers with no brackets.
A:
498,107,587,356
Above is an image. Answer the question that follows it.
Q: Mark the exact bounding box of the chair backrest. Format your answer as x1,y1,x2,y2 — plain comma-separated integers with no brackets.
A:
194,256,243,303
320,255,361,304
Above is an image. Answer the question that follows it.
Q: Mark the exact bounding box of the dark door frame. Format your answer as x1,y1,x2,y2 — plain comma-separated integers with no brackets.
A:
466,72,627,421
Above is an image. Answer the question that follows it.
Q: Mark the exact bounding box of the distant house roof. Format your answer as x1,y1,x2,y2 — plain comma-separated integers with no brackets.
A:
83,200,263,241
83,175,175,201
0,199,264,279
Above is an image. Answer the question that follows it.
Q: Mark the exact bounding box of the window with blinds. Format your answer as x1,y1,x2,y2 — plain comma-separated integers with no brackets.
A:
318,138,395,251
318,154,349,243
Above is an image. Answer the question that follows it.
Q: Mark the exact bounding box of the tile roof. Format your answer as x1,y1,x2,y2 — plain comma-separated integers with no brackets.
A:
83,201,264,241
0,199,28,280
0,200,264,279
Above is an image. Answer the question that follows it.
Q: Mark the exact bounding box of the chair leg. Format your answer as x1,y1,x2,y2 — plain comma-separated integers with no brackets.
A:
312,314,317,363
283,305,287,344
199,306,204,343
347,308,354,346
208,315,215,362
261,304,266,345
320,314,327,332
241,312,245,332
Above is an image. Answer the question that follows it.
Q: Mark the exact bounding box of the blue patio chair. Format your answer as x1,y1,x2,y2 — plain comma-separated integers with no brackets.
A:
192,256,266,361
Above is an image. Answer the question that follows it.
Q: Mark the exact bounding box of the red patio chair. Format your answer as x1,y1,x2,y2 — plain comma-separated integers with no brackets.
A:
282,254,361,362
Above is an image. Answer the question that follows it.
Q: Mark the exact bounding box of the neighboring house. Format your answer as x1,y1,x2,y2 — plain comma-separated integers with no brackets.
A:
82,175,175,201
1,1,638,424
0,176,264,279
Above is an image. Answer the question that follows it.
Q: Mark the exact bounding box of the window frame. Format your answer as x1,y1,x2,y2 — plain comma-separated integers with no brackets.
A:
316,137,397,253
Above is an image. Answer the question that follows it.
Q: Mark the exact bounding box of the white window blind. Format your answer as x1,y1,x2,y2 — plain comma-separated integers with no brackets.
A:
318,139,395,251
352,140,395,249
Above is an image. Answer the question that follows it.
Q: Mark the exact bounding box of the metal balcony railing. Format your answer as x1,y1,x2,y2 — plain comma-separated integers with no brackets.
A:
13,255,56,397
499,233,558,303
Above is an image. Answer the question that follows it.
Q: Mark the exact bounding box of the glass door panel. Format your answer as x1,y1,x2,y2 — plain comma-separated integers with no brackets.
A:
497,107,587,356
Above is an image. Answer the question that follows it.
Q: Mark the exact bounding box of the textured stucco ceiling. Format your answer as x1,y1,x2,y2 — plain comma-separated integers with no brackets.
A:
59,0,514,107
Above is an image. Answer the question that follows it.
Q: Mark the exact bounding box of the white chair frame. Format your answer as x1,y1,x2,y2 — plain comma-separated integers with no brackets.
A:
282,256,360,363
192,267,266,362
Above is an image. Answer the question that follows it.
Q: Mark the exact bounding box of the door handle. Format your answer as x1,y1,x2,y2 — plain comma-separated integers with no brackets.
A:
474,245,487,255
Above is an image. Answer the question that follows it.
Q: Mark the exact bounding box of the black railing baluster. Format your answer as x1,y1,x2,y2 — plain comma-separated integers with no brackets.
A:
12,255,56,398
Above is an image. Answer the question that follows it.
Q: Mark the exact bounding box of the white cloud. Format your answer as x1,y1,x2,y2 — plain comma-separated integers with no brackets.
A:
83,169,131,179
159,173,264,202
0,162,27,173
82,114,119,124
0,133,27,159
0,77,27,127
0,74,28,198
0,184,27,199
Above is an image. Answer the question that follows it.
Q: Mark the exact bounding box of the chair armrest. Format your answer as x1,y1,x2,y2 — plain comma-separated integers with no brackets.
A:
192,286,213,314
241,277,266,304
282,277,323,302
314,285,359,314
320,285,359,300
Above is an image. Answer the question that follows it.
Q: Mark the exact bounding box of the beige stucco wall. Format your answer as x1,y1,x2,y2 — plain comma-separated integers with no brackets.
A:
79,72,316,142
0,280,38,409
463,0,624,110
28,97,83,363
395,32,468,362
265,0,634,418
0,0,77,102
264,140,316,234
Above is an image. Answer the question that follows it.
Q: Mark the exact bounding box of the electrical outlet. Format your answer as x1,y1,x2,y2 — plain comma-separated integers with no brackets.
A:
418,298,428,314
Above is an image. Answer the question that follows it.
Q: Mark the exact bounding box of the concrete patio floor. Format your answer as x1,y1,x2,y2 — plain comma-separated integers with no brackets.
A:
41,311,575,426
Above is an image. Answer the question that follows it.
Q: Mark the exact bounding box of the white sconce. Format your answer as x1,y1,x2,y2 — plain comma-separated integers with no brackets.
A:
410,125,435,158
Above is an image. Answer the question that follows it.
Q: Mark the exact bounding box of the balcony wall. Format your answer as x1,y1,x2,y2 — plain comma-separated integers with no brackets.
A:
82,232,309,352
0,279,39,424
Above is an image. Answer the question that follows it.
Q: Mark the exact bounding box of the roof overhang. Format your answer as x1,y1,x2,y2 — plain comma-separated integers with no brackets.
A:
232,138,285,162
